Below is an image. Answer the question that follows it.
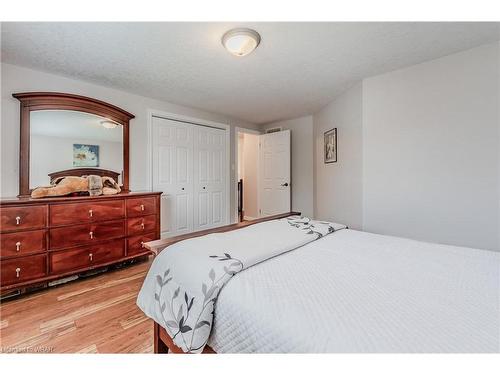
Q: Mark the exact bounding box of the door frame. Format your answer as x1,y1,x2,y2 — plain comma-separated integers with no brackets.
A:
147,109,231,228
234,127,261,221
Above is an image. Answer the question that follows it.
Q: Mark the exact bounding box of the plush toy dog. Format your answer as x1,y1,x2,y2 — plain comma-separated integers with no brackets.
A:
31,175,121,199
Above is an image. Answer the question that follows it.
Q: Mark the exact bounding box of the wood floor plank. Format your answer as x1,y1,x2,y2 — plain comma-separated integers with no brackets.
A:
4,321,75,350
39,292,137,333
57,271,146,301
77,344,98,354
96,319,153,353
0,259,154,353
120,312,149,330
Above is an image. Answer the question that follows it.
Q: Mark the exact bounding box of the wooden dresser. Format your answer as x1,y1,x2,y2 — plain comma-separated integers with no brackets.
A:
0,191,161,293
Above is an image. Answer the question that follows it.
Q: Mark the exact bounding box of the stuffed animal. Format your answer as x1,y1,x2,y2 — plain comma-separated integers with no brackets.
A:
31,175,121,199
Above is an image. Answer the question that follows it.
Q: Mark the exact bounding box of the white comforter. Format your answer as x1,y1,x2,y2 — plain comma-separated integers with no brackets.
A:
137,216,345,353
208,229,500,353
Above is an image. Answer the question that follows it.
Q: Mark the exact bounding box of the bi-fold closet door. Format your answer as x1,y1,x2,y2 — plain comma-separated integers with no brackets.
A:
151,116,227,238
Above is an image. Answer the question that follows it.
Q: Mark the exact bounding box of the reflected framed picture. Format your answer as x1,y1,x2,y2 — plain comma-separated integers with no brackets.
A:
324,128,337,164
73,144,99,167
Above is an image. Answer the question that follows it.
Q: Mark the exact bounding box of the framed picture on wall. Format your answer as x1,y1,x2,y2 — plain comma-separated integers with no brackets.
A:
73,144,100,167
324,128,337,163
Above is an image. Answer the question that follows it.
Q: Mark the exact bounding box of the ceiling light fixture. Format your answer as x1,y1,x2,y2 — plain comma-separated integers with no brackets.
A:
222,28,261,57
101,120,118,129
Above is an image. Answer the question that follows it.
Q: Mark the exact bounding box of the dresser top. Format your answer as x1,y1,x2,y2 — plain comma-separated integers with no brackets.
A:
0,191,162,206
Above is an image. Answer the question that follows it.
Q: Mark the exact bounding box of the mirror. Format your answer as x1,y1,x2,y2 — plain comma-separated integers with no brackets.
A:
29,110,123,189
14,92,134,197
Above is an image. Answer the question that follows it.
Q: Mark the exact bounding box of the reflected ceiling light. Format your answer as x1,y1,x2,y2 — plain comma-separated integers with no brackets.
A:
222,28,261,57
101,120,118,129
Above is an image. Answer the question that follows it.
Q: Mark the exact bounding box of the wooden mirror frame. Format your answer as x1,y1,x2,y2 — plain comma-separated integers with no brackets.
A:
13,92,135,197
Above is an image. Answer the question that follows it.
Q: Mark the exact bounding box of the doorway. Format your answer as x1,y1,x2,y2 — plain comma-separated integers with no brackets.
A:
236,129,260,222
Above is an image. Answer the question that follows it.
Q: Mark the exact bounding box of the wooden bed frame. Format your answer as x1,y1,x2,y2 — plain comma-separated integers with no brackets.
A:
143,211,300,354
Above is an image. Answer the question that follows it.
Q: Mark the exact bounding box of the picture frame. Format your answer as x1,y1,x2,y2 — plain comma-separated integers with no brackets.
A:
324,128,337,163
73,144,100,167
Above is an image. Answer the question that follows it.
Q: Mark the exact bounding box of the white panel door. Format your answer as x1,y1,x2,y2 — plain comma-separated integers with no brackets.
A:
152,117,194,237
193,126,227,230
258,130,291,217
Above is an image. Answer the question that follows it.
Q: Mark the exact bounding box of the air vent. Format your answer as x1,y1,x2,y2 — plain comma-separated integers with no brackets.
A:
265,127,282,134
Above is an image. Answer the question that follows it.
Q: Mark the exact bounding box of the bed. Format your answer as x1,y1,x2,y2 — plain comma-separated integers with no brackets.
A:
137,212,500,353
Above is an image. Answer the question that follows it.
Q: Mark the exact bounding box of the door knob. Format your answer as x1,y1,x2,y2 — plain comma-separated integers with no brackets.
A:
181,187,185,191
281,182,289,187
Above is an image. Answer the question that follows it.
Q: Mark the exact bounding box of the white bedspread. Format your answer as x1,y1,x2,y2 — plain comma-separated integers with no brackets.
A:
137,216,345,353
208,229,500,353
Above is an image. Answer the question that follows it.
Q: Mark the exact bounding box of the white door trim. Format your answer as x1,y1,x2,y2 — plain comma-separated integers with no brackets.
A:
234,126,261,221
147,109,231,227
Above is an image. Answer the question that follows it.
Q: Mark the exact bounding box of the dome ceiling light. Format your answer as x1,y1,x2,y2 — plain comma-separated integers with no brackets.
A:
101,120,118,129
222,28,261,57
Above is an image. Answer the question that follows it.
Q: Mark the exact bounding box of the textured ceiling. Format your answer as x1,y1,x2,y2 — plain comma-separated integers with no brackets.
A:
1,22,499,124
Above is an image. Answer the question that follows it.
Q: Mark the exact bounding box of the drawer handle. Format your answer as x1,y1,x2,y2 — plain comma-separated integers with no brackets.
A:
15,216,21,225
140,204,145,211
89,253,93,262
89,231,94,239
141,241,145,248
140,221,145,230
89,209,93,217
15,241,21,252
15,267,21,278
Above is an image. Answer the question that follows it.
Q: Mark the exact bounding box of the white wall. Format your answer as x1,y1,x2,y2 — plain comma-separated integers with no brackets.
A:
261,116,314,217
498,43,500,250
313,83,363,229
0,63,259,223
242,133,259,219
362,43,499,251
497,42,500,251
30,135,122,187
289,43,500,250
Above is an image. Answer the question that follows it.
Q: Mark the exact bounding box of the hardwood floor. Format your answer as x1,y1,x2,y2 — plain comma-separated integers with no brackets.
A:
0,258,154,353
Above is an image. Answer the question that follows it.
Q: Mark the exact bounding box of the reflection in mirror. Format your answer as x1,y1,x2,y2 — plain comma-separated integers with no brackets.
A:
29,110,123,189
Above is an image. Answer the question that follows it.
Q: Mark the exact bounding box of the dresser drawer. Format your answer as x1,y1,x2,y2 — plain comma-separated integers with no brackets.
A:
49,239,125,274
1,254,47,286
0,229,46,258
127,232,157,256
49,219,125,249
50,200,125,226
0,205,47,232
127,215,157,236
127,197,157,217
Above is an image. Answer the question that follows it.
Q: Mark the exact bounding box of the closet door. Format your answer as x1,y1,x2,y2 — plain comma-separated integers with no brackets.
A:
193,126,226,231
152,117,194,237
